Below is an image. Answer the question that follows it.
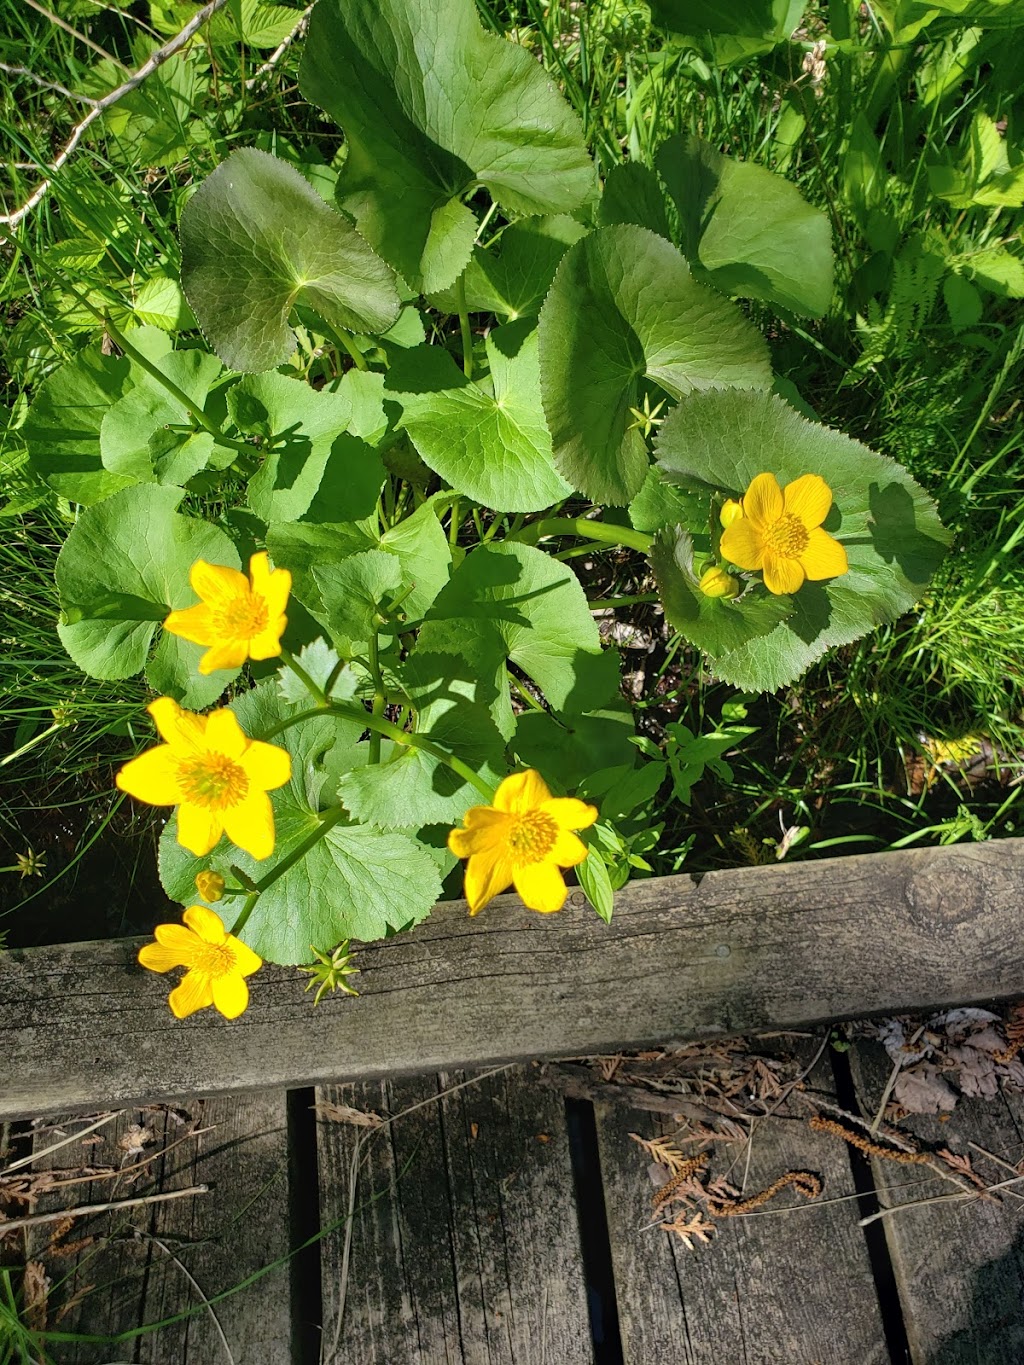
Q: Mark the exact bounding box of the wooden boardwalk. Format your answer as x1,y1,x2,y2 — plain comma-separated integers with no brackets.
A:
3,839,1024,1361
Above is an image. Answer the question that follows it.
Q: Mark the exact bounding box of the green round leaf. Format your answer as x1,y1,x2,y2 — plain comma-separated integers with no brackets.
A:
654,389,951,691
538,225,772,505
101,350,224,486
385,323,572,513
429,215,589,321
656,135,834,318
180,149,401,372
298,0,596,289
55,484,240,707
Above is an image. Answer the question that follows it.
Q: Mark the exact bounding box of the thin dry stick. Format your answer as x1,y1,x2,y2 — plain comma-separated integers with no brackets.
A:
26,1125,217,1192
245,5,313,88
870,1025,926,1136
859,1169,1024,1228
0,1183,208,1233
1,1111,125,1178
0,63,99,105
145,1234,235,1365
0,0,229,229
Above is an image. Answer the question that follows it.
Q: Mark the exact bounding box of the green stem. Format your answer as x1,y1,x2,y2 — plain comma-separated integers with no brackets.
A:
506,669,545,713
279,646,327,706
228,892,259,937
262,704,496,801
587,592,659,609
455,273,474,380
317,316,369,371
367,631,384,764
228,805,351,936
512,517,653,555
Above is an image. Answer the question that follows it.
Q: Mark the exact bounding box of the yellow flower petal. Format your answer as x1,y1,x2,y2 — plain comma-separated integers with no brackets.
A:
138,941,189,973
783,473,832,531
148,697,206,755
163,603,217,646
720,517,765,571
177,802,225,857
241,739,292,793
190,559,249,605
761,553,805,596
229,937,263,977
211,973,250,1020
204,708,248,759
116,745,182,805
740,473,784,530
221,790,275,860
169,969,215,1019
198,641,250,675
153,922,202,957
147,697,186,745
463,849,515,916
494,769,552,813
182,905,228,944
448,809,509,859
512,860,568,913
249,552,291,619
800,527,849,581
550,828,589,867
540,797,598,833
719,498,743,529
247,623,287,662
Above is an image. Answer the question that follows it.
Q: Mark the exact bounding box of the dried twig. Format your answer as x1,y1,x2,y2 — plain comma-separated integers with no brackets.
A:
0,1183,208,1233
0,63,99,105
245,5,313,88
1,1112,124,1178
0,0,229,229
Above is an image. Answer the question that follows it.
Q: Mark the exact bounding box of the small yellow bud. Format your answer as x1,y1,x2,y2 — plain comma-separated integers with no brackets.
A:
195,870,225,903
720,498,743,528
699,566,741,599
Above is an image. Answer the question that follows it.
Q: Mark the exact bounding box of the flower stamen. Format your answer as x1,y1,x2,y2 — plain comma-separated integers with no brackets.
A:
177,754,250,809
763,513,809,558
507,811,558,863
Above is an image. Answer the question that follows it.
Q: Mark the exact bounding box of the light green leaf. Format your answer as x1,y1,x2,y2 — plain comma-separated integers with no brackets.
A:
22,344,133,504
538,224,771,505
385,323,572,512
158,683,441,960
417,540,616,738
943,273,984,328
133,274,196,331
648,0,804,59
180,149,401,372
378,498,453,621
430,216,589,320
966,248,1024,298
576,841,614,923
629,466,706,536
337,651,506,829
230,371,386,525
656,135,833,317
514,698,636,791
298,0,596,290
55,484,240,707
209,0,303,47
654,389,950,691
100,349,224,486
313,549,403,654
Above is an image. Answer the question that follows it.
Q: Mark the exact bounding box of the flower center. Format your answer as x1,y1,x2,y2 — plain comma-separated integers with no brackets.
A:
177,753,249,809
763,513,809,559
213,592,269,640
507,811,558,863
193,942,236,978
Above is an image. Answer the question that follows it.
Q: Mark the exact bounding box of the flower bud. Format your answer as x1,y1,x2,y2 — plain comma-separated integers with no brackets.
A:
195,870,225,903
720,498,743,528
699,566,741,599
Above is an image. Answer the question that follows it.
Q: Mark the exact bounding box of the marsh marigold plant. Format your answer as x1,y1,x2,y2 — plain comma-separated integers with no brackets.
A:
138,905,262,1020
448,769,597,915
116,698,291,859
720,472,848,596
163,552,291,675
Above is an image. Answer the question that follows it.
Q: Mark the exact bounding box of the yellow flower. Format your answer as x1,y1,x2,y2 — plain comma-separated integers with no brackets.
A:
116,698,291,859
720,498,743,528
447,770,597,916
720,472,849,596
163,552,290,675
698,565,740,599
195,870,225,902
138,905,261,1020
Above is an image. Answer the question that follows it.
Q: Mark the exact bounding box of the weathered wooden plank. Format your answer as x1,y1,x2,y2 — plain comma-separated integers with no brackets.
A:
851,1042,1024,1364
18,1092,293,1363
593,1043,890,1364
315,1066,592,1364
3,839,1024,1119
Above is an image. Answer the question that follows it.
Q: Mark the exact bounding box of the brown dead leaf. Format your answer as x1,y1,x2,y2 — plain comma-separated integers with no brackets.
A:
892,1065,957,1115
661,1211,716,1250
314,1101,383,1129
117,1125,155,1162
21,1260,50,1333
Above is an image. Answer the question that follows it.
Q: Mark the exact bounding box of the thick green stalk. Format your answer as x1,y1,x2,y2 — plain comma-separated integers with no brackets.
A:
512,517,653,555
455,273,474,380
279,646,327,707
367,631,385,764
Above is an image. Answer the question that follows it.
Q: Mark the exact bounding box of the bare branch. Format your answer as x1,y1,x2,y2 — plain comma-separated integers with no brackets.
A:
0,1183,208,1233
0,0,230,230
0,63,99,106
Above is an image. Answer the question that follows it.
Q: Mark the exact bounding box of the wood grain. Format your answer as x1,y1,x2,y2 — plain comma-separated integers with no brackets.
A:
18,1092,293,1363
314,1067,592,1365
3,839,1024,1120
851,1042,1024,1364
593,1042,891,1365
